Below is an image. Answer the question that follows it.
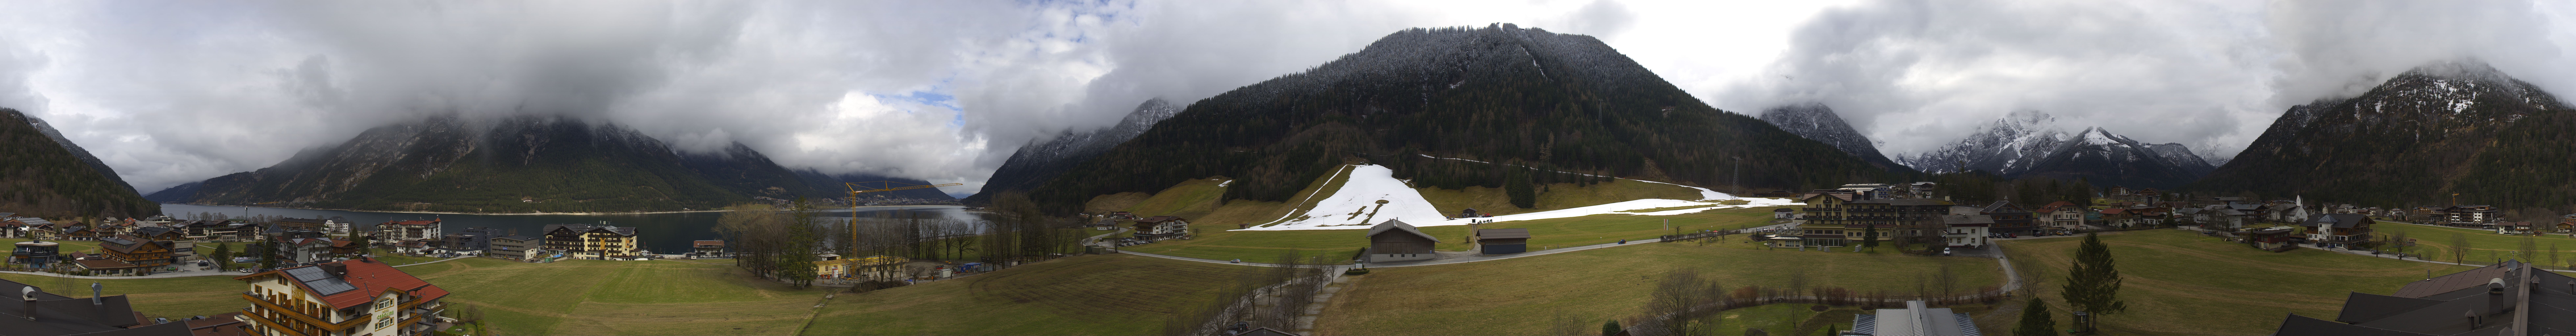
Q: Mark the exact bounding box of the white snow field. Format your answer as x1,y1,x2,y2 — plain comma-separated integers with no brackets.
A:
1238,164,1801,231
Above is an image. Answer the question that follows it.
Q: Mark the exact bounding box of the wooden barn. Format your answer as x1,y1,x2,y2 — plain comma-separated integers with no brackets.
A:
1474,228,1530,255
1364,220,1440,263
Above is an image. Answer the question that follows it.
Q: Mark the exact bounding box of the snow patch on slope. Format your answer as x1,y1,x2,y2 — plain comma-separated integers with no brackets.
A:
1238,164,1797,231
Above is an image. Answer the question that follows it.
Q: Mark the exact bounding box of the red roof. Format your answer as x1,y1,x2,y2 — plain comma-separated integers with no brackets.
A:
235,258,449,310
2100,208,2127,215
693,240,725,247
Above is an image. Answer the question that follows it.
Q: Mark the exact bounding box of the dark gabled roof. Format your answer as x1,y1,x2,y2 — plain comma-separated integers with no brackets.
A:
132,227,174,238
2393,262,2517,298
2303,213,2370,228
1476,228,1531,240
1983,201,2026,213
1136,216,1186,223
2333,292,2445,323
1364,220,1440,243
2272,314,2437,336
491,235,537,242
99,235,161,254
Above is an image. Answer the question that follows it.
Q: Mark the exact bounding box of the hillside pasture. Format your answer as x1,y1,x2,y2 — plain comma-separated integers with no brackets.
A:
801,253,1264,335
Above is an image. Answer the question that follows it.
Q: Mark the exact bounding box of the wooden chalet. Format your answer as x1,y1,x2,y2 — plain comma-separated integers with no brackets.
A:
1473,228,1530,255
98,234,173,267
1363,220,1440,263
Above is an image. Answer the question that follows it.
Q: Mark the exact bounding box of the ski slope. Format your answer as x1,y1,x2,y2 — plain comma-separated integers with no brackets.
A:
1238,164,1801,231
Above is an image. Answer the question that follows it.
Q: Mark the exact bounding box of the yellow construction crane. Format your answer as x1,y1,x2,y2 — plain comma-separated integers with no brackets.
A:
845,181,962,257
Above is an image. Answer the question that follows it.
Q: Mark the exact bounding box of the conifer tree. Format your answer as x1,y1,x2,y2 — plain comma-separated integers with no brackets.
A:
1506,168,1537,209
1599,320,1620,336
1861,225,1880,251
2061,232,2126,317
2013,297,2059,336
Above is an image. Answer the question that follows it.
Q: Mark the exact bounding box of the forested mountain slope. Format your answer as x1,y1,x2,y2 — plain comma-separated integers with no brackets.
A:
0,108,159,219
966,99,1181,205
150,115,938,213
1027,24,1905,214
2188,62,2576,218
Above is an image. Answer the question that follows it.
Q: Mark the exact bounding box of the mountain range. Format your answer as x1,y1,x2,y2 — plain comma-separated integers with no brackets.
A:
1757,104,1905,170
2189,62,2576,218
147,115,950,213
1015,24,1905,213
0,108,159,219
1884,111,2215,188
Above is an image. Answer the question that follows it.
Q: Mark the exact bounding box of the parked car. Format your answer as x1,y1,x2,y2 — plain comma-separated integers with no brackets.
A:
1941,248,1952,256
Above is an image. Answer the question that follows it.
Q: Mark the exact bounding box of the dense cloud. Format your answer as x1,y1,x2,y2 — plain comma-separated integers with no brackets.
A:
16,0,2556,197
0,0,1705,197
1706,0,2576,161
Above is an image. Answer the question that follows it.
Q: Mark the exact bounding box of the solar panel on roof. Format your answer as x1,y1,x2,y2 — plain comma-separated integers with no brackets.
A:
305,277,356,296
285,267,331,281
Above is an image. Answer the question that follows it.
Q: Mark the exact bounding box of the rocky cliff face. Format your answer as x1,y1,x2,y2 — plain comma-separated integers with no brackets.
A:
1758,104,1905,170
964,98,1181,204
2190,62,2576,217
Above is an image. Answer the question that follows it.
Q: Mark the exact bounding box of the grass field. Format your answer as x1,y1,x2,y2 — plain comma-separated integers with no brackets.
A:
1311,241,2008,335
803,253,1263,335
1999,229,2474,335
1,256,835,335
1120,206,1792,264
2368,220,2576,265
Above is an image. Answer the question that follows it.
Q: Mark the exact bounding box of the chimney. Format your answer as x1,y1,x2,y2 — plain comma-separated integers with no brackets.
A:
88,283,99,305
20,286,36,321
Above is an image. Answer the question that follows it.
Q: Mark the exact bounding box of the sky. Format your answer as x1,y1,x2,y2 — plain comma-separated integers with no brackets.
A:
2,0,2572,197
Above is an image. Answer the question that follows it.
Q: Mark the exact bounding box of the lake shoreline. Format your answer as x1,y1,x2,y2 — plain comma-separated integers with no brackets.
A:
161,204,965,216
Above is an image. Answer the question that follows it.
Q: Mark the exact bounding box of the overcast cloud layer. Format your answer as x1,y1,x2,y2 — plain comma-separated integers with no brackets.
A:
3,0,2573,197
1714,0,2576,158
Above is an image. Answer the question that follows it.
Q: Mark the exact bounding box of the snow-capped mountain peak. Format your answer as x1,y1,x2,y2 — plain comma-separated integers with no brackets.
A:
1894,110,2070,175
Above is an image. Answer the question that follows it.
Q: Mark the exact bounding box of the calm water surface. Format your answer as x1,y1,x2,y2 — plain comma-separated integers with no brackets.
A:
162,204,982,254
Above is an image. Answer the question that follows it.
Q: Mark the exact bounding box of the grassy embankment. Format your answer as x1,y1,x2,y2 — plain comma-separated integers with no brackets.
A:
802,253,1264,335
1999,229,2473,335
1101,165,1777,264
1311,241,2009,335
